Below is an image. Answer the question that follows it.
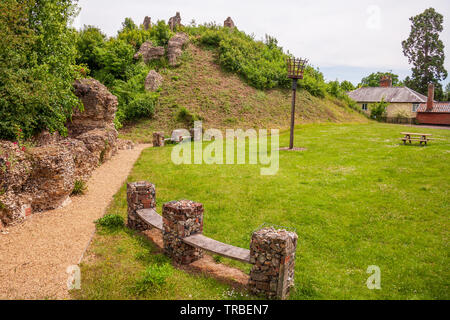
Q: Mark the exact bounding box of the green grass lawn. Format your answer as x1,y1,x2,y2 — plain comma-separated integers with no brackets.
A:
74,123,450,300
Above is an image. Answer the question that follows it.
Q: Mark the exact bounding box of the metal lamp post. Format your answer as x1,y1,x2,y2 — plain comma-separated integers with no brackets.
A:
287,57,308,150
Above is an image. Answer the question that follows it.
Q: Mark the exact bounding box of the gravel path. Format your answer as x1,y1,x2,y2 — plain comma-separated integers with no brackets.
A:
0,144,150,299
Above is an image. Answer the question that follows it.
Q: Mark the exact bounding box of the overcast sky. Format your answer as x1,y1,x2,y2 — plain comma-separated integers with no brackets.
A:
74,0,450,85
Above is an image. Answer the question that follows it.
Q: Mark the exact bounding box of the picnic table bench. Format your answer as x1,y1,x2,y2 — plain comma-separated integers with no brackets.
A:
400,132,434,145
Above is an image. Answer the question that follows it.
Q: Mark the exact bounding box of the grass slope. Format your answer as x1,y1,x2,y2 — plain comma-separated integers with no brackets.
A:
119,44,367,143
76,123,449,300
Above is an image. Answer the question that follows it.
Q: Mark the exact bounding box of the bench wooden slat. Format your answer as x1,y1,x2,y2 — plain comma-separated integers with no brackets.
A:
136,208,163,230
183,234,251,264
401,132,432,136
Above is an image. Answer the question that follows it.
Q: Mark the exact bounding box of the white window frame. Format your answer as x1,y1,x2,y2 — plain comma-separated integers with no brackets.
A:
412,103,420,112
362,103,368,111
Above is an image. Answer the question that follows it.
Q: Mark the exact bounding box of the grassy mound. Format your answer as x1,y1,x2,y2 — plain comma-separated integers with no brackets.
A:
119,44,367,143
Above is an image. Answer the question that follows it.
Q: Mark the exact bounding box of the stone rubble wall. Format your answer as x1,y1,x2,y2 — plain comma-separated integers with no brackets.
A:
0,78,121,228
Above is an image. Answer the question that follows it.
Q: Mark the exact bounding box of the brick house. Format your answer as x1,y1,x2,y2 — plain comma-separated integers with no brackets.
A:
347,76,428,122
416,83,450,125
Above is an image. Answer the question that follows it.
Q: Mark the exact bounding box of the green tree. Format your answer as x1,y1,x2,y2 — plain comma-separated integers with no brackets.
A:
0,0,81,140
359,72,400,87
402,8,447,100
121,17,138,31
92,38,135,85
370,98,388,120
340,80,355,92
76,25,106,70
117,17,152,49
444,82,450,101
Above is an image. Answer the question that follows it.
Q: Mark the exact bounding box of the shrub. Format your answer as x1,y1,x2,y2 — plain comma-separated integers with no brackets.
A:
117,17,153,50
370,98,388,120
150,20,174,46
71,180,87,195
340,80,355,92
132,263,173,295
95,214,124,230
0,0,82,140
110,64,158,127
125,93,157,120
190,25,332,96
177,107,200,126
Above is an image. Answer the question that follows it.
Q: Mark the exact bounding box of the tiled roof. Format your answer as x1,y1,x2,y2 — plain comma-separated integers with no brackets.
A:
347,86,427,103
417,103,450,113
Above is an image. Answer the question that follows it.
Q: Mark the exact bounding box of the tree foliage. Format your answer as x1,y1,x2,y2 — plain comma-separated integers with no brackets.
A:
340,80,355,92
444,82,450,101
76,25,106,70
359,72,400,87
74,17,167,128
402,8,447,100
370,98,388,120
0,0,81,140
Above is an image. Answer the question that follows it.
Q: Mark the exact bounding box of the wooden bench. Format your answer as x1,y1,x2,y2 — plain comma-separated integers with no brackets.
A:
183,234,251,264
136,208,163,230
400,132,434,145
136,208,251,264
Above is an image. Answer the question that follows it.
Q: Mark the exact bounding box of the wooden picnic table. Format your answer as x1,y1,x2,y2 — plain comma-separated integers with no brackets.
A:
400,132,433,145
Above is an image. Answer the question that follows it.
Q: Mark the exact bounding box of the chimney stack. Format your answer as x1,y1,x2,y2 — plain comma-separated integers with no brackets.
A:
426,83,434,111
380,76,392,87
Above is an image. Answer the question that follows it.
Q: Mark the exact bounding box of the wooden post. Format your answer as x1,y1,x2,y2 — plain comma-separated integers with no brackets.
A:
289,79,298,150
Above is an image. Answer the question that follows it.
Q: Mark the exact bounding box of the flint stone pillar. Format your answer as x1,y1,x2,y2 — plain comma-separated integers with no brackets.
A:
162,200,204,264
249,227,298,299
127,181,156,231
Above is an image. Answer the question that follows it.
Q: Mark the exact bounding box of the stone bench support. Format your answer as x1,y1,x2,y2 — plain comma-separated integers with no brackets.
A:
127,181,156,231
162,200,204,264
153,132,165,147
249,227,298,300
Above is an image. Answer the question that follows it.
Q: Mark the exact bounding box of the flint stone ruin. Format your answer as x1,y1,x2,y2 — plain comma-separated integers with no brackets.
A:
168,32,189,66
143,16,151,30
0,78,124,228
126,181,299,299
145,70,163,92
168,12,182,31
224,17,235,28
134,41,165,63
